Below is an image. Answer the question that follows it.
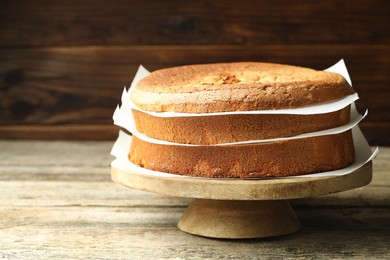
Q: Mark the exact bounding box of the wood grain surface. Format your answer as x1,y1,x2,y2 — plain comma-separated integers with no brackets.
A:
1,0,388,46
0,140,389,259
0,1,389,144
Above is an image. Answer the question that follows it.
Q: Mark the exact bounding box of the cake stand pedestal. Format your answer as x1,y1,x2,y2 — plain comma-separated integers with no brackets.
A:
111,160,372,239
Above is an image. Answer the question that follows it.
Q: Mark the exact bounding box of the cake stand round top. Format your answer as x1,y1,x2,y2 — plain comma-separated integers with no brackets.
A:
111,159,372,200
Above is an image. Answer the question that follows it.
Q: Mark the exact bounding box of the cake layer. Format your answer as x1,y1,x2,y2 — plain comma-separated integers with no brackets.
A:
129,131,355,178
131,62,355,113
132,106,350,144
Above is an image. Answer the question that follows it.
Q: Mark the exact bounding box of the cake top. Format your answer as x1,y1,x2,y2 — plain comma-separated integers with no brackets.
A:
130,62,355,113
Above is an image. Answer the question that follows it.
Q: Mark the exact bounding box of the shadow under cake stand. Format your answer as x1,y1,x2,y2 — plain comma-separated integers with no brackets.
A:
111,159,372,239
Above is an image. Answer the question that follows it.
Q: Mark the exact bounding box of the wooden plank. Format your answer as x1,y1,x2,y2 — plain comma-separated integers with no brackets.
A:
0,206,389,259
360,122,390,146
0,0,388,47
0,140,114,168
0,124,119,141
0,45,388,142
0,179,387,208
0,181,190,207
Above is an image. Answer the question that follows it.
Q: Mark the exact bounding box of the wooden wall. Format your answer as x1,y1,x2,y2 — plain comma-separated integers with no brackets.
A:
0,0,389,145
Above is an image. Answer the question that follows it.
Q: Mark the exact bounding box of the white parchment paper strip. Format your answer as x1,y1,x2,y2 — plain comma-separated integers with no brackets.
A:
110,128,378,179
125,60,359,117
325,59,352,86
114,96,367,146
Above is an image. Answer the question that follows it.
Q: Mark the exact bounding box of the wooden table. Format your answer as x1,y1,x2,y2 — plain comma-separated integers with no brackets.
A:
0,140,389,259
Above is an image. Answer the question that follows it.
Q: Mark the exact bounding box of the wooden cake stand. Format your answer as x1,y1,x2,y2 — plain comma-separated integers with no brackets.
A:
111,159,372,239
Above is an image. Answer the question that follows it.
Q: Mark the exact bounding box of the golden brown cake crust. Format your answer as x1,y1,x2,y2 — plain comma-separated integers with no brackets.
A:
132,106,350,145
129,131,355,178
131,62,355,113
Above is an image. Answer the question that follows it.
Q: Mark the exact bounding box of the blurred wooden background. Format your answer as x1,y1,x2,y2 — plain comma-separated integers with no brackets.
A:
0,0,389,145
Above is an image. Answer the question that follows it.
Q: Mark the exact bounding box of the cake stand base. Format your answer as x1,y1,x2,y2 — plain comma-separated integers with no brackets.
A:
111,159,372,239
178,199,300,239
